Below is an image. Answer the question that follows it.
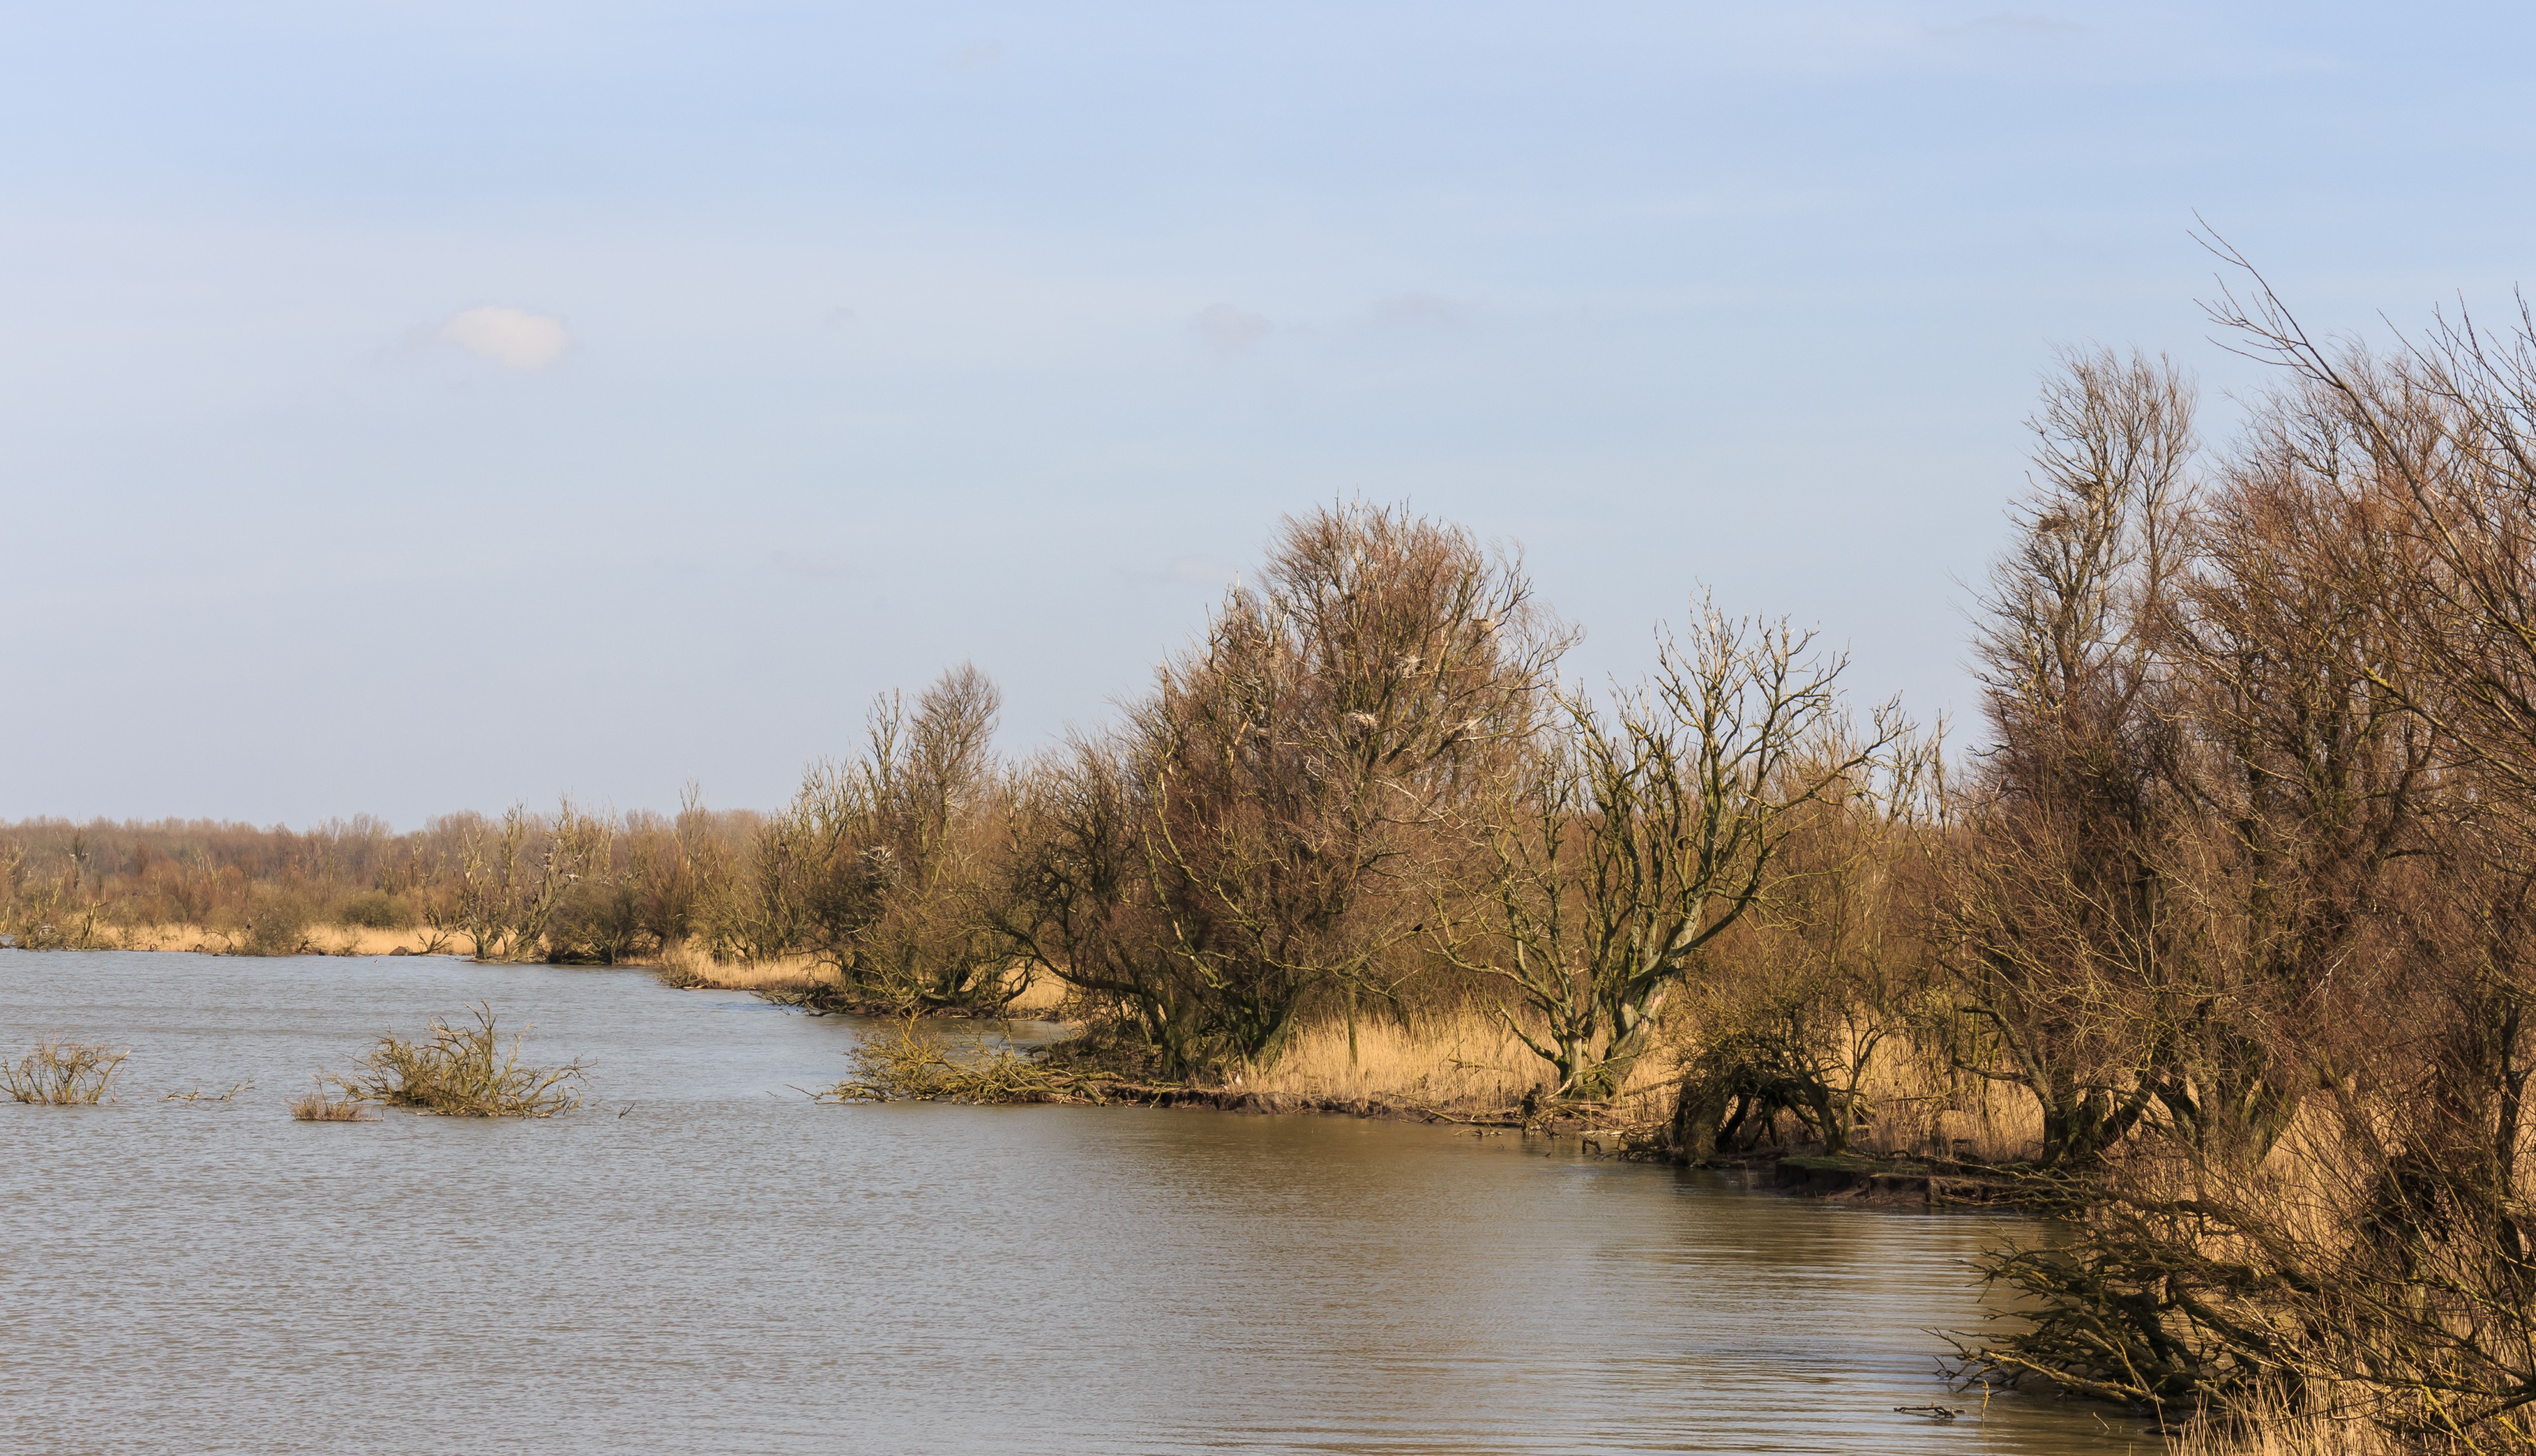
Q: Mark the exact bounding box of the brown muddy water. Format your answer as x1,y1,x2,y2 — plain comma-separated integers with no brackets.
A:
2,950,2140,1455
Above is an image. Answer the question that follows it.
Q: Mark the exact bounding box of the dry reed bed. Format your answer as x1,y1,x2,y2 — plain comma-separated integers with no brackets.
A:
25,920,460,957
826,1003,2048,1163
2163,1388,2402,1456
1240,1007,2043,1156
656,943,832,995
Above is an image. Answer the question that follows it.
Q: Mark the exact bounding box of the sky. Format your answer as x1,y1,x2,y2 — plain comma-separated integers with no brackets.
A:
3,2,2532,827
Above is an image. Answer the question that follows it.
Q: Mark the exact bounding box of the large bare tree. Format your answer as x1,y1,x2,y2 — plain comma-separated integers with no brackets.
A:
1947,347,2200,1168
1438,601,1895,1106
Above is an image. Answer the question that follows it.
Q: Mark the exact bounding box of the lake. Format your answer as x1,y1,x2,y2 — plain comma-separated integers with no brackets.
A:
0,950,2137,1454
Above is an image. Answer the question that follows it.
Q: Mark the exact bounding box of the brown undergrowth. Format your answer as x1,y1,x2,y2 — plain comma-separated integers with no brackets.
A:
822,1005,2040,1159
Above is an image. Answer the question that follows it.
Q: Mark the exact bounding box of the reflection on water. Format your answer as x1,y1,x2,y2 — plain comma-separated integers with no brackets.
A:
0,951,2139,1455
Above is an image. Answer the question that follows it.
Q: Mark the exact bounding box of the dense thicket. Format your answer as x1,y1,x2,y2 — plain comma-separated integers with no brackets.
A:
1944,292,2536,1447
0,799,758,961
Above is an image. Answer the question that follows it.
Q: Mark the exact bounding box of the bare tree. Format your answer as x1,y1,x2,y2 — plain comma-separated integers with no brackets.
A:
1438,601,1895,1106
1668,722,1945,1157
2154,378,2440,1154
1946,347,2199,1168
749,664,1024,1012
1004,503,1565,1077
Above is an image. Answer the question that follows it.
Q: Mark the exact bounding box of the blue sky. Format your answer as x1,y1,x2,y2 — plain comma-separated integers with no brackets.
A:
3,3,2530,825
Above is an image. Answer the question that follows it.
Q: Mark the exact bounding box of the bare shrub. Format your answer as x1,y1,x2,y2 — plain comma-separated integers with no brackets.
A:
332,1003,588,1117
821,1017,1070,1104
626,784,727,952
819,1017,1190,1105
2,1039,127,1104
1949,269,2536,1451
541,879,645,964
288,1086,374,1121
1940,347,2203,1171
1664,724,1944,1157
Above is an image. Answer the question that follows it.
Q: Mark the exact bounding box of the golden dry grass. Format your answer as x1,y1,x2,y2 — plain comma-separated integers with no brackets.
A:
654,943,831,993
1241,1005,2053,1149
1245,1006,1556,1111
2163,1390,2395,1456
1846,1038,2045,1163
1004,975,1071,1014
322,925,451,957
94,922,459,957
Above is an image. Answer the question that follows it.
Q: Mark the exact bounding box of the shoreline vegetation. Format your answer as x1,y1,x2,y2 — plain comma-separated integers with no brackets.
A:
13,275,2536,1452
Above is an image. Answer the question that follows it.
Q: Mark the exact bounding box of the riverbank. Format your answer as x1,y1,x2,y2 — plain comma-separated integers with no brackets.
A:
60,919,2046,1167
14,922,1067,1005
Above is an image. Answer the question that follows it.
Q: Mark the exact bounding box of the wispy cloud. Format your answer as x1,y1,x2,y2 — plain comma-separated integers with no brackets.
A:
773,550,848,579
1167,555,1238,585
1189,301,1272,357
1118,555,1241,589
1924,15,2085,41
1369,292,1462,330
434,306,571,370
945,39,1001,73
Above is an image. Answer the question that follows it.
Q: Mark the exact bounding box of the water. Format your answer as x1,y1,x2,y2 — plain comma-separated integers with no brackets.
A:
0,950,2140,1455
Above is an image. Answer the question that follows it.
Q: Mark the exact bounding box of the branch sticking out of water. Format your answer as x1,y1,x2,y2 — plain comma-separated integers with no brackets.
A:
164,1079,254,1104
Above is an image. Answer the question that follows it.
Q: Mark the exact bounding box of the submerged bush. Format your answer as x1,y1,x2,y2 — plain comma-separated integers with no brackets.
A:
288,1085,375,1121
1,1039,127,1104
823,1017,1082,1104
162,1080,252,1104
333,1003,588,1117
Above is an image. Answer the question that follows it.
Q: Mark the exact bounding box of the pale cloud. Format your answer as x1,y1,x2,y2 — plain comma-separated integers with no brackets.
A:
435,305,571,370
1924,15,2085,41
1118,555,1241,589
1370,292,1462,330
945,39,1001,73
1167,555,1238,586
1189,301,1271,356
773,550,848,579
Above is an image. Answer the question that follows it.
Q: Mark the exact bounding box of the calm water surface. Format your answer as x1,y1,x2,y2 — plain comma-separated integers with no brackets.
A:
1,950,2139,1455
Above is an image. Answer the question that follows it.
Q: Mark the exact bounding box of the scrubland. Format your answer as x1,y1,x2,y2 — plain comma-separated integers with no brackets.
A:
11,274,2536,1450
